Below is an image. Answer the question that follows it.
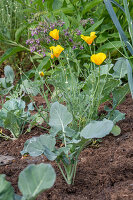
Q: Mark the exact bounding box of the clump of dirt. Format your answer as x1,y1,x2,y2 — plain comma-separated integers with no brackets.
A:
0,94,133,200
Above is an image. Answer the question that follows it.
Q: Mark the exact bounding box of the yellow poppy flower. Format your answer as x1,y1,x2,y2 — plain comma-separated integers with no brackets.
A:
50,45,64,58
49,29,59,40
39,71,44,77
91,53,106,65
81,32,96,45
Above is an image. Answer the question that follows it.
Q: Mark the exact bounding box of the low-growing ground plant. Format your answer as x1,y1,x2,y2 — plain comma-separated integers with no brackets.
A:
0,98,34,140
0,65,45,140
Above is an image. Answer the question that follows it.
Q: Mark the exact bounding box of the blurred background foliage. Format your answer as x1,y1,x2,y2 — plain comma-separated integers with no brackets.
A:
0,0,132,71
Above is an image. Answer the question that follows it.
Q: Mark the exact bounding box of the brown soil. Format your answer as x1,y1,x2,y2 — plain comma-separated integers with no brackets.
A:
0,94,133,200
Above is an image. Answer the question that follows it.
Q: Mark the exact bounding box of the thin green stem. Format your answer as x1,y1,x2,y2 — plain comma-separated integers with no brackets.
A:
56,162,68,183
88,65,100,121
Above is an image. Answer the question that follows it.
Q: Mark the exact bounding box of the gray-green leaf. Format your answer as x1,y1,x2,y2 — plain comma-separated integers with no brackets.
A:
4,65,15,84
80,119,113,139
0,174,14,200
113,57,128,78
21,135,56,160
49,102,73,132
108,110,125,124
18,164,56,200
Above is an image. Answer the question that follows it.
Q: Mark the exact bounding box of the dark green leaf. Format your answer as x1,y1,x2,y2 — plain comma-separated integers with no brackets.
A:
86,18,104,33
0,47,24,65
37,57,50,71
4,111,21,138
15,24,30,43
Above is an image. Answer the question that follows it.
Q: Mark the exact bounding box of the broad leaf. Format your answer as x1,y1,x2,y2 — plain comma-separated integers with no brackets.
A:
0,86,14,96
111,125,121,136
0,78,6,88
49,102,73,132
0,174,14,200
100,64,113,75
4,111,21,138
37,57,50,71
64,126,76,137
113,57,128,78
101,78,120,96
80,119,113,139
21,134,56,160
43,146,57,161
3,99,25,111
4,66,15,84
0,111,6,127
28,102,34,111
21,80,40,96
108,110,125,123
113,83,130,107
18,164,56,200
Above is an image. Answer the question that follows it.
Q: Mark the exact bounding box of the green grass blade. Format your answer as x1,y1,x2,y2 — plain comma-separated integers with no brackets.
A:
110,0,125,12
123,0,133,46
126,59,133,98
104,0,133,55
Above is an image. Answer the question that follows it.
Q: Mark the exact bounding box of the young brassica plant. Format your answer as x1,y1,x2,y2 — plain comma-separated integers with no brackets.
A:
0,65,15,98
0,163,56,200
0,98,34,140
21,101,114,185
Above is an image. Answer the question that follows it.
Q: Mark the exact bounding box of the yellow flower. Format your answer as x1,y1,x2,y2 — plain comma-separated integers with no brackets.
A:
39,71,44,77
49,29,59,40
50,45,64,58
91,53,106,65
81,32,96,45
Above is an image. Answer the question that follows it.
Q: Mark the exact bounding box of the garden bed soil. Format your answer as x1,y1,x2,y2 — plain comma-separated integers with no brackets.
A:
0,94,133,200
